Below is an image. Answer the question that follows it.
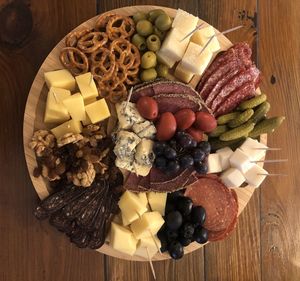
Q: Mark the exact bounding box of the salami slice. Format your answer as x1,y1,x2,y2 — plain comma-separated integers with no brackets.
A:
123,173,148,192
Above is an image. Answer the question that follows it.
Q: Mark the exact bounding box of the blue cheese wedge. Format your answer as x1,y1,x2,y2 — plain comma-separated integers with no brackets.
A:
116,101,145,130
115,157,135,172
133,162,152,177
132,121,156,139
114,130,141,160
135,139,155,166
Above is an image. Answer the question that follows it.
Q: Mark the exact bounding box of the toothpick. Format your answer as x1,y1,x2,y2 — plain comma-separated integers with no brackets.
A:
253,147,282,151
123,87,133,114
199,25,244,56
251,159,288,163
258,173,288,177
179,23,205,42
89,73,93,86
146,247,156,280
51,90,59,103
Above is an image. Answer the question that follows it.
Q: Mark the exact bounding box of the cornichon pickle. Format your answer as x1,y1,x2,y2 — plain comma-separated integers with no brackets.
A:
220,122,255,141
210,137,246,152
209,125,228,137
249,116,285,138
249,101,271,123
228,109,254,128
238,94,267,110
217,112,240,125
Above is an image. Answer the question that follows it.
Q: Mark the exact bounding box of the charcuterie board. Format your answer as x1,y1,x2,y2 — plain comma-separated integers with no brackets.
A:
23,5,268,261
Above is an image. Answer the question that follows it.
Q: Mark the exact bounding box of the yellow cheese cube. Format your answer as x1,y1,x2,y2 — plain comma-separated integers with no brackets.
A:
147,192,167,216
130,211,164,239
137,193,148,207
118,191,148,225
174,62,194,83
44,69,76,91
156,48,177,68
110,222,138,256
62,93,86,121
51,119,82,139
44,87,71,123
191,25,220,53
134,236,161,259
85,99,110,124
75,72,99,104
81,113,92,126
172,9,199,35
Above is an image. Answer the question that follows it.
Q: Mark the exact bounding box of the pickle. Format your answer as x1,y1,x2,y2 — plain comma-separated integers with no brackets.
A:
228,109,254,128
220,122,255,141
209,125,228,137
210,137,246,152
249,116,285,138
217,112,240,125
238,94,267,110
249,101,271,123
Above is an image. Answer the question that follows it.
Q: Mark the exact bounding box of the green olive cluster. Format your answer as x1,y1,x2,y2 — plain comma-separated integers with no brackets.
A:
131,9,172,82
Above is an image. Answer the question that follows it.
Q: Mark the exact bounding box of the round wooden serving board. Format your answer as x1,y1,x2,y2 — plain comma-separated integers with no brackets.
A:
23,5,267,261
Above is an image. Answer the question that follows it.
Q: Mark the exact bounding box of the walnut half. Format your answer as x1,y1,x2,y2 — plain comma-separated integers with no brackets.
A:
29,130,55,157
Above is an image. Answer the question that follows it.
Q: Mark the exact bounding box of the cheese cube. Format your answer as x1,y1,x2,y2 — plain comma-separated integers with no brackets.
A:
133,162,152,177
172,9,198,35
181,42,213,75
216,147,234,170
147,192,167,216
240,137,267,161
110,222,138,256
244,164,268,188
62,93,86,121
137,193,148,207
85,98,110,124
121,212,132,226
229,148,253,173
51,119,82,139
220,168,245,188
134,236,161,259
44,87,71,123
81,113,92,126
156,48,177,68
130,211,164,239
118,191,148,225
174,62,194,83
75,72,99,104
207,153,222,174
44,69,76,91
191,25,220,53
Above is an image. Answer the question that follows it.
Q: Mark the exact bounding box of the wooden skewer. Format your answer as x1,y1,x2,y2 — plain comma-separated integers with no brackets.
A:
179,23,205,42
123,87,133,114
146,247,156,280
258,173,288,176
251,159,288,163
198,25,244,56
89,73,93,86
253,147,282,151
51,90,59,103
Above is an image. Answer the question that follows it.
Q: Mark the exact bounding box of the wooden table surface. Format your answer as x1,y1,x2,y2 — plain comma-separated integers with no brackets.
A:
0,0,299,280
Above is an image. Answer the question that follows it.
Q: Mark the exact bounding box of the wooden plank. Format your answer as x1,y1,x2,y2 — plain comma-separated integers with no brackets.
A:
196,1,262,280
258,1,300,280
0,1,106,281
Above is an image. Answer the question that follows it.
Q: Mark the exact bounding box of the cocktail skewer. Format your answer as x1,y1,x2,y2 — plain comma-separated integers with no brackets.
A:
123,87,133,113
146,247,156,280
253,147,282,151
258,173,288,176
89,73,93,85
179,23,205,42
251,159,288,163
51,90,59,103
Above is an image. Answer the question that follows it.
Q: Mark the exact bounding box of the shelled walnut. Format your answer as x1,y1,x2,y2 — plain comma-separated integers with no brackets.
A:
29,130,56,157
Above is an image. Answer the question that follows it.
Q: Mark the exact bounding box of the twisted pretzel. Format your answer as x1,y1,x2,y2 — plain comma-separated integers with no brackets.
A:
65,28,92,47
106,15,135,41
77,32,108,53
95,13,115,32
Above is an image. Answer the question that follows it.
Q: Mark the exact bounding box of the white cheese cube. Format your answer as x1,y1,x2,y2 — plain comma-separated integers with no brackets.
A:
156,48,178,68
229,148,253,173
147,192,167,216
207,153,222,174
244,164,268,188
240,137,267,162
172,9,199,35
181,42,213,75
174,62,194,83
134,236,161,259
216,147,234,170
116,102,145,130
191,25,220,53
220,168,245,188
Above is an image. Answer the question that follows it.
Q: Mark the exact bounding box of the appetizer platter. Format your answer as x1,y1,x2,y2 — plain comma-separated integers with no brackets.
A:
23,5,284,263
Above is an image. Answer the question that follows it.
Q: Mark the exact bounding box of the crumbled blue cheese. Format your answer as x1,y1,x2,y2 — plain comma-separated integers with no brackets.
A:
135,139,155,166
132,121,157,139
115,157,135,172
133,162,152,177
116,102,145,130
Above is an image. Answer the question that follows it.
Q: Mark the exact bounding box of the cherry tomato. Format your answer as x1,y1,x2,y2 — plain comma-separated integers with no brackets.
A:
186,127,204,142
136,96,158,120
156,112,177,141
174,109,196,130
193,112,217,132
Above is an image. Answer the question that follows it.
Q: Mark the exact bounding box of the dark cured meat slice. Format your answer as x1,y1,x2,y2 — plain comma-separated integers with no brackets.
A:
214,83,256,116
123,172,148,192
184,176,238,232
210,66,260,111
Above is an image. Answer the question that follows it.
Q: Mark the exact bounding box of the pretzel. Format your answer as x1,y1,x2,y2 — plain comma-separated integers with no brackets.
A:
77,32,108,53
60,47,89,75
108,83,127,103
111,63,127,84
95,13,115,32
65,28,92,47
125,67,140,85
106,15,135,41
90,47,116,79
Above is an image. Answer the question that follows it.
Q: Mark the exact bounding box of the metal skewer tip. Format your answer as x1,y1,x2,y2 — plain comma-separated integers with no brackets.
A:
179,23,205,42
251,159,288,163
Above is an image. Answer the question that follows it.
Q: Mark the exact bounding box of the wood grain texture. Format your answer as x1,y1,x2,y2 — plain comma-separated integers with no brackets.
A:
259,1,300,280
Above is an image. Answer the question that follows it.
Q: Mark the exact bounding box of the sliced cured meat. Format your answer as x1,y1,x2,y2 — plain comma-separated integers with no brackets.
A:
210,66,260,111
214,83,256,117
184,176,238,232
123,173,148,192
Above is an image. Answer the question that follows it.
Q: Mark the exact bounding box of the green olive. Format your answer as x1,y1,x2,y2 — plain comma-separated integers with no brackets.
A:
153,26,166,41
146,34,161,52
155,14,172,31
156,64,169,78
148,9,166,23
136,20,153,37
132,12,147,23
132,33,147,51
141,51,157,69
140,68,157,82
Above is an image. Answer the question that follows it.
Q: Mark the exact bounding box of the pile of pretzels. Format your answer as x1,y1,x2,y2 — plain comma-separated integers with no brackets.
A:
60,13,140,103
